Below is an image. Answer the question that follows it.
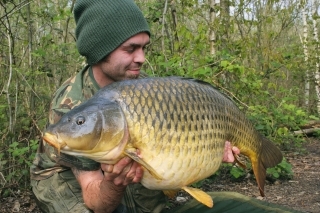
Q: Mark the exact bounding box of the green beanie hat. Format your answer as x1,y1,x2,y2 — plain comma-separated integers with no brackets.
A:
74,0,150,65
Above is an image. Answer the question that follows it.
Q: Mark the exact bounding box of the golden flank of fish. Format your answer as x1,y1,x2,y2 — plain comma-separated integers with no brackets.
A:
43,77,283,208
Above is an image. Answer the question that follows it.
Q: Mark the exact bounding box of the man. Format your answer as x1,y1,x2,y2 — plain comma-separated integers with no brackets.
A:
30,0,240,212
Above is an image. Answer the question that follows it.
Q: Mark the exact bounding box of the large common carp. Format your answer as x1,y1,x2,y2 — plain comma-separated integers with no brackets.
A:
43,77,283,208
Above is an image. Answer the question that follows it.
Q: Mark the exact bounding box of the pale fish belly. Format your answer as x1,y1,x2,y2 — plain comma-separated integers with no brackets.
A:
139,140,225,190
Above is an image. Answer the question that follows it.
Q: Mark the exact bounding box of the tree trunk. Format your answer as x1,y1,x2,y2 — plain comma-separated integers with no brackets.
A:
27,2,35,120
162,0,168,54
220,0,230,49
209,0,216,55
301,5,310,107
5,25,13,134
170,0,179,52
311,0,320,114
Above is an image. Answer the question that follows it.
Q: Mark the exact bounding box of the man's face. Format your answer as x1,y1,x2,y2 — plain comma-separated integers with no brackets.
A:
95,32,150,86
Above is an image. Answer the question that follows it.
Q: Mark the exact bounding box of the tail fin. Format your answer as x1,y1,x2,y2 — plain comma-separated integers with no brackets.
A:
251,136,283,197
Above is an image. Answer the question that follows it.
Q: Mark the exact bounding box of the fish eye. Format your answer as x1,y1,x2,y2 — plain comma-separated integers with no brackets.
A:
76,116,85,125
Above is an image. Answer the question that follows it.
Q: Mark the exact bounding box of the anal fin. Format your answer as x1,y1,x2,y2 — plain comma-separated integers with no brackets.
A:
234,154,247,169
181,186,213,208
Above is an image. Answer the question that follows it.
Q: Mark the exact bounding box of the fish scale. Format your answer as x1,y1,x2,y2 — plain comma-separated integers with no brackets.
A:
114,79,231,186
43,77,283,208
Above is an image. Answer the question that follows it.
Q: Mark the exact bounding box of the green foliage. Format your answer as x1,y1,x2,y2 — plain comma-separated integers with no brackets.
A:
0,139,38,196
228,155,294,182
191,179,207,188
4,140,38,171
7,140,38,166
0,0,78,196
267,158,293,180
230,166,247,179
225,162,251,180
247,101,313,150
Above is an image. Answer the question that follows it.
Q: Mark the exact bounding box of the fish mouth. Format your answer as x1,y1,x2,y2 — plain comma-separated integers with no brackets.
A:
43,132,66,154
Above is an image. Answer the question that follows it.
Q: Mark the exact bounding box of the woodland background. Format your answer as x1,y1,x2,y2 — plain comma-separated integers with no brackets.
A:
0,0,319,198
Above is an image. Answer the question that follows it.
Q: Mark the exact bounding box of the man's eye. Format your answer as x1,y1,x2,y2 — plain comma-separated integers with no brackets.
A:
127,48,135,53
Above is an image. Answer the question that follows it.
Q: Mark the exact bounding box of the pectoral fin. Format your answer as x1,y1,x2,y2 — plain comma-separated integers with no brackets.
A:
124,149,163,180
181,186,213,208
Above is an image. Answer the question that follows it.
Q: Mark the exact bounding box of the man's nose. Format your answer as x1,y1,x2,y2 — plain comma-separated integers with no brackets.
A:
133,48,145,64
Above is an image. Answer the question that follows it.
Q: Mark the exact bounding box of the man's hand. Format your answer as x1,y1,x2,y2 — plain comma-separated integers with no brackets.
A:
73,156,144,213
101,156,144,186
222,141,240,163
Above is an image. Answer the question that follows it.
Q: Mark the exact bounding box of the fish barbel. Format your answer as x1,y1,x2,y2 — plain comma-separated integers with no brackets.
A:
43,77,283,208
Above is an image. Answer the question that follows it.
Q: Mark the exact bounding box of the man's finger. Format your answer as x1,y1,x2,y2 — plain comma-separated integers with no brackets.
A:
232,146,240,155
112,157,133,174
222,141,235,163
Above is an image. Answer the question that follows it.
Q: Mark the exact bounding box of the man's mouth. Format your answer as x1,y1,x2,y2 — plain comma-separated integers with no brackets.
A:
127,69,140,76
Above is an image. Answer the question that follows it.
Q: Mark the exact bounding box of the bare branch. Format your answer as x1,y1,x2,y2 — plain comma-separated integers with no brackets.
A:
0,0,31,21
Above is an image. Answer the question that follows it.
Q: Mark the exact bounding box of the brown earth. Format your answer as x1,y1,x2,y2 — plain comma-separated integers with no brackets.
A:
0,138,319,213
